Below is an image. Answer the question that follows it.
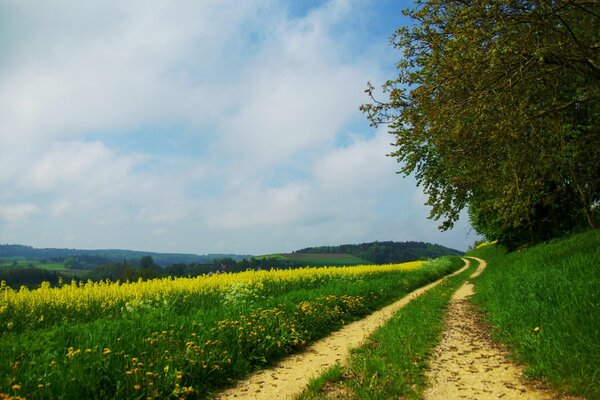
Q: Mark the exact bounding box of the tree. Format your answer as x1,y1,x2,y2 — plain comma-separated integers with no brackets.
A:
140,256,155,269
362,0,600,247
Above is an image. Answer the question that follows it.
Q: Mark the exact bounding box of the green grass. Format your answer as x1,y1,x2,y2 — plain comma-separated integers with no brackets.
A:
255,253,370,266
298,256,473,400
0,259,461,399
468,229,600,399
0,260,65,270
0,259,88,277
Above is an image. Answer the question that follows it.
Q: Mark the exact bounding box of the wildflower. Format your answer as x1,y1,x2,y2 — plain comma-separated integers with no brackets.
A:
66,347,81,358
11,384,21,391
133,384,141,390
102,348,111,356
533,326,541,334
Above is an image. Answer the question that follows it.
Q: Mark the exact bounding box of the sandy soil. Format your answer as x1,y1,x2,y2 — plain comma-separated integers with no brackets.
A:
216,261,470,400
423,257,555,400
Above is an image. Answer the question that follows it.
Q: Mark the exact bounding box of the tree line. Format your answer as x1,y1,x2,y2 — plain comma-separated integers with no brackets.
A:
295,241,463,264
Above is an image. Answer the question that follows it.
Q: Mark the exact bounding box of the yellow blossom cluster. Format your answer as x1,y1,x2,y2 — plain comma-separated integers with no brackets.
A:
0,262,422,334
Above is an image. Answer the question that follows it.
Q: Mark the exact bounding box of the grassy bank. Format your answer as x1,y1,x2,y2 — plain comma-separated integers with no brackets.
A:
468,229,600,399
299,256,473,399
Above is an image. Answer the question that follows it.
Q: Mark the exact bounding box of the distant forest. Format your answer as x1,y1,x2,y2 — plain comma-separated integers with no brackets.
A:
294,241,463,264
0,244,250,266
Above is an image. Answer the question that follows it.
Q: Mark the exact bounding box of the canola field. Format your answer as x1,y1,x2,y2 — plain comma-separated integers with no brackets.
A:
0,258,460,399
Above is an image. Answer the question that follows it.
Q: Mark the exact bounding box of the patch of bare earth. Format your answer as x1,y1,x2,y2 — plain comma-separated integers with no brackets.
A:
424,257,559,400
216,262,470,400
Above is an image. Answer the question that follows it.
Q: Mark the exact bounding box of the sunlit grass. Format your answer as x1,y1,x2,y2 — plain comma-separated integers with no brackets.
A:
468,230,600,399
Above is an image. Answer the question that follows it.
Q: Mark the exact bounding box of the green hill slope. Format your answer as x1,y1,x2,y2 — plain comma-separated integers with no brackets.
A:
255,253,370,267
467,229,600,398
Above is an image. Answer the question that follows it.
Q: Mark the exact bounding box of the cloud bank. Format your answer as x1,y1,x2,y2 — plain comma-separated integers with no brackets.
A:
0,0,478,254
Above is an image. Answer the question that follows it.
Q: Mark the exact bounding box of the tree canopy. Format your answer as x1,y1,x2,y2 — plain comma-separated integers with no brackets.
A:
363,0,600,248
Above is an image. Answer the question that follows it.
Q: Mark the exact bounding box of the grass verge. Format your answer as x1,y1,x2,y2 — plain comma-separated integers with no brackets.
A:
298,256,474,399
468,229,600,399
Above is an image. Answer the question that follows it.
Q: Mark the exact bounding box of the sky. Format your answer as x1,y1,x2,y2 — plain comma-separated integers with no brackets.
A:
0,0,480,255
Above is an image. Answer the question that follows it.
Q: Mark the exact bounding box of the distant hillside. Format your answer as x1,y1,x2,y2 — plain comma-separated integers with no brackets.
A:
294,241,463,264
253,253,370,267
0,244,251,267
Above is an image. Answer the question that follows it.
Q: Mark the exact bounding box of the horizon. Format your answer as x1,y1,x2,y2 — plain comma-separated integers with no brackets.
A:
0,0,480,254
0,238,465,257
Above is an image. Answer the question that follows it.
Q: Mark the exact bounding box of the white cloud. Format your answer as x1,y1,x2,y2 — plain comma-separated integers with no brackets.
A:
21,140,141,194
206,181,313,229
314,128,395,193
0,203,38,223
218,4,374,167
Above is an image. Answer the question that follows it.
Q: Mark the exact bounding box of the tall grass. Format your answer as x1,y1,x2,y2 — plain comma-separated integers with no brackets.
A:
468,229,600,398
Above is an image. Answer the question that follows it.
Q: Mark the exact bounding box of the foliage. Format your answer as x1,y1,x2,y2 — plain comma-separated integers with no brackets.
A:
362,0,600,247
249,253,369,268
294,240,463,263
0,244,250,267
0,259,462,399
468,229,600,398
0,267,66,289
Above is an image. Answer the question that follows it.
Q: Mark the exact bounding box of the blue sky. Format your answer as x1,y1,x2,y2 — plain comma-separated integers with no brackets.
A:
0,0,479,254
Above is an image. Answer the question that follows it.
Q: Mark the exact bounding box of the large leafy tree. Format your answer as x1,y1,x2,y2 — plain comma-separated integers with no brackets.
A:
363,0,600,247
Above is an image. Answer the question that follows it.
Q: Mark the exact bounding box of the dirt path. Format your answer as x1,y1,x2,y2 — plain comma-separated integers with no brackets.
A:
216,260,471,400
423,256,554,400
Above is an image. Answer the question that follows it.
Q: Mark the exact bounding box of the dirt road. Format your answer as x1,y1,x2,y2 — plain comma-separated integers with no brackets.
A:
216,261,470,400
423,257,554,400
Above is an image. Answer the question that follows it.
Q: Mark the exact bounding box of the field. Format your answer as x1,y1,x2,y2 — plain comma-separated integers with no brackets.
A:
255,253,369,266
0,258,460,399
0,260,65,271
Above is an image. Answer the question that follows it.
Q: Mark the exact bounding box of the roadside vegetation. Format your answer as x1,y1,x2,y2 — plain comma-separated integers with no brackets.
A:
469,229,600,399
299,257,474,399
0,259,461,399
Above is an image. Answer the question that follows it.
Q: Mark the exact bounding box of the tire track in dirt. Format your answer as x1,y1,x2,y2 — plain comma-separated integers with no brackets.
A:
216,260,471,400
423,256,555,400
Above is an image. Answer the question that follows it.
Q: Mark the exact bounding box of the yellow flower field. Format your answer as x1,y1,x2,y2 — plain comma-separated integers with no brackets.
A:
1,262,422,334
0,258,462,399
